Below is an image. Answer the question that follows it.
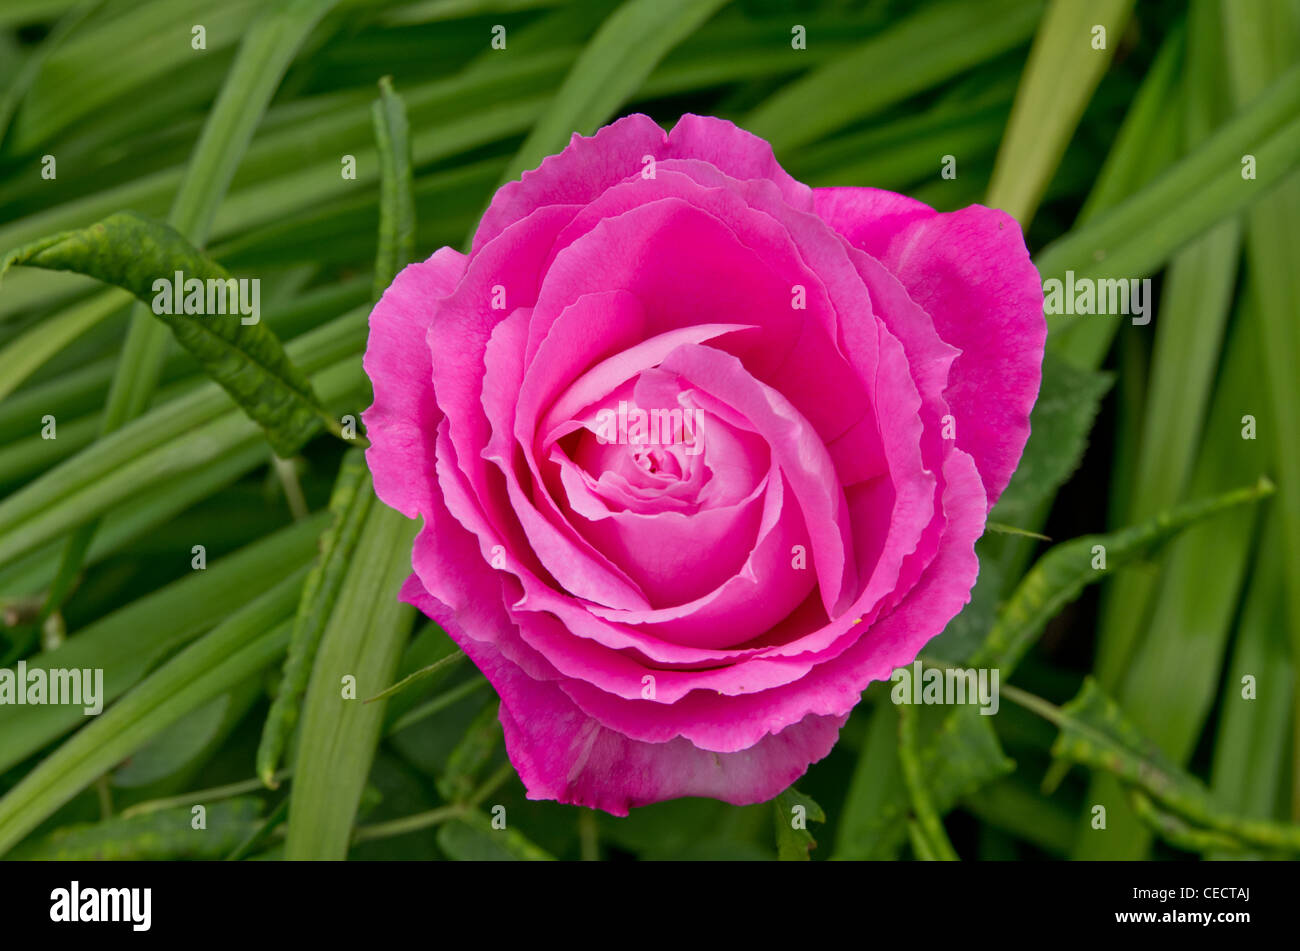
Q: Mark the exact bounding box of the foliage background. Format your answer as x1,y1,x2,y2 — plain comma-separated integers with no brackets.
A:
0,0,1297,860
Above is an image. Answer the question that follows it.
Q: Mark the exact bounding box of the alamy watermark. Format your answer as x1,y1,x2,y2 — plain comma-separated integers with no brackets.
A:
890,661,999,715
50,882,151,931
1043,270,1152,326
151,270,260,325
593,400,705,456
0,661,103,715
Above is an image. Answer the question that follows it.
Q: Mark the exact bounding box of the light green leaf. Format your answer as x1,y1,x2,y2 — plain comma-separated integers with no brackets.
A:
986,0,1136,224
283,503,418,859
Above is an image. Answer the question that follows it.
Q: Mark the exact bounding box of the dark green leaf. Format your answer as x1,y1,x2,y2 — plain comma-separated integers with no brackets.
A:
1,211,332,456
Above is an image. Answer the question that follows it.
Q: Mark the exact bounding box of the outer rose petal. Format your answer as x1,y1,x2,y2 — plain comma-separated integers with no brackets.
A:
361,247,466,520
813,187,1045,508
472,113,813,254
399,572,847,816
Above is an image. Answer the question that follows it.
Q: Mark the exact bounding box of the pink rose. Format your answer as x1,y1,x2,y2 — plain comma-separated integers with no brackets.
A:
362,114,1044,815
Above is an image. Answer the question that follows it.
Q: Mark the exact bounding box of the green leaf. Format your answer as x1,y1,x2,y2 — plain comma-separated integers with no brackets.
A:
746,0,1043,153
1,212,332,457
372,76,416,298
283,503,419,859
257,447,372,788
498,0,729,187
8,798,265,861
1207,520,1294,857
0,584,300,856
436,702,504,804
1036,61,1300,330
897,702,959,860
367,649,465,706
281,75,422,857
0,327,368,576
1043,678,1300,855
985,0,1136,224
1222,0,1300,817
0,289,129,403
990,351,1113,526
772,786,825,861
1094,0,1242,702
111,683,260,791
835,700,1013,860
972,477,1274,673
0,514,325,775
437,812,554,861
34,0,344,617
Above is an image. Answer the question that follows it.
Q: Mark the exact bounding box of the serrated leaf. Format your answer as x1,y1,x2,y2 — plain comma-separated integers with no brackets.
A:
1046,678,1300,854
372,76,416,297
0,211,331,457
773,786,825,861
992,351,1113,526
972,477,1274,673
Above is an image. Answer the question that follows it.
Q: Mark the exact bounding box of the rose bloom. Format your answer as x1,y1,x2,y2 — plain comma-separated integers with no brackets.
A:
363,114,1043,815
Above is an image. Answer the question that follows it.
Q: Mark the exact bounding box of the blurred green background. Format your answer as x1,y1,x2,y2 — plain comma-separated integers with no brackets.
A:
0,0,1298,860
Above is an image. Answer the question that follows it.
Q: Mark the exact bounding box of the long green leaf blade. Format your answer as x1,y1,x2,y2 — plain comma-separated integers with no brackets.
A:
1,211,332,457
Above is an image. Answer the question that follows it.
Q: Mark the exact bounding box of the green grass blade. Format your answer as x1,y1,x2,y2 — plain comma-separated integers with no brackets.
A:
257,448,372,787
1036,61,1300,327
497,0,727,189
0,513,325,774
1208,520,1294,857
1222,0,1300,816
283,503,417,858
746,0,1042,153
0,288,127,402
985,0,1135,224
0,331,369,574
0,583,302,856
284,78,421,860
371,75,416,298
